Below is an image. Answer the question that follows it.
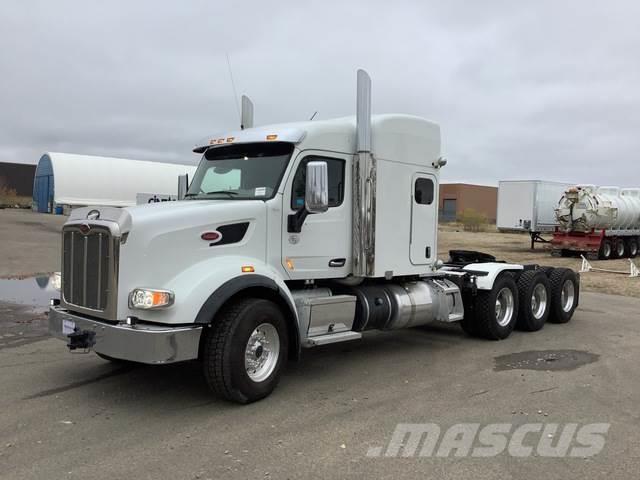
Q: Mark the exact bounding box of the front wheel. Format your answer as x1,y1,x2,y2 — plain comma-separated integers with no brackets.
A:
202,298,288,404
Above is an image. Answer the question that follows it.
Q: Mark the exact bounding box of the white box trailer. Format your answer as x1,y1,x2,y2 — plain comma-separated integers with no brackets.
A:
497,180,574,248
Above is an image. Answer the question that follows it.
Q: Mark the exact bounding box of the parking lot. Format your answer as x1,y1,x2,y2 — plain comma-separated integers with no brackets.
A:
1,210,640,479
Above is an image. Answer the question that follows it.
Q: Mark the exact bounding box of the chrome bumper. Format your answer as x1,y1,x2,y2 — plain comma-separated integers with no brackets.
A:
48,306,202,364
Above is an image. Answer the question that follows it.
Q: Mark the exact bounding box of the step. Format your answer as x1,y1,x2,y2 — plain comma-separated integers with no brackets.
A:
303,331,362,347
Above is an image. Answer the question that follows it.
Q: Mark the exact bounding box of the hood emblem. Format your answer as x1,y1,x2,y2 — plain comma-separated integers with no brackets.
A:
79,223,91,235
87,210,100,220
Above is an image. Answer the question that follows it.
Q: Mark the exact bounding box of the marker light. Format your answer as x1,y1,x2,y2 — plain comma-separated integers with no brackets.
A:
241,265,255,273
266,134,278,141
201,231,222,242
285,258,295,270
129,288,175,310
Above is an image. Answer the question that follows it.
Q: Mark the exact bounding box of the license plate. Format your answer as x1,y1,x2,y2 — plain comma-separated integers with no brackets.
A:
62,319,76,335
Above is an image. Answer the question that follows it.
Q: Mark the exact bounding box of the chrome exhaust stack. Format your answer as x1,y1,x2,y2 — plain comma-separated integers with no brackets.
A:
353,69,376,277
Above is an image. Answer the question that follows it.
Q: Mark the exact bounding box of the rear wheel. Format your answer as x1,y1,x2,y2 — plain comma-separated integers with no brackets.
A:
516,270,551,332
548,268,579,323
463,274,519,340
627,238,638,258
614,238,626,258
599,239,612,260
202,298,288,404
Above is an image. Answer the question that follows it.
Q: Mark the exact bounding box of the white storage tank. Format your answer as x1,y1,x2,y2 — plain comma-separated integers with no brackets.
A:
556,184,640,232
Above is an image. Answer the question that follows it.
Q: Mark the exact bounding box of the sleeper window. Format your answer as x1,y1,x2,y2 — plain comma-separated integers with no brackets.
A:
415,178,434,205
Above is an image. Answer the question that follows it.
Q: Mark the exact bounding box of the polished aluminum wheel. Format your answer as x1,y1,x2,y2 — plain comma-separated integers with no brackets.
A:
244,323,280,382
495,287,515,327
531,283,548,319
561,280,575,313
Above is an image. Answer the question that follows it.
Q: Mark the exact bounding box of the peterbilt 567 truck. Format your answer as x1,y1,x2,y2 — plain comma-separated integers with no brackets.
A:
49,71,580,403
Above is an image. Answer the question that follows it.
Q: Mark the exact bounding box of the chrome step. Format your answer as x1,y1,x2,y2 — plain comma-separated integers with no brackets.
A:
303,331,362,347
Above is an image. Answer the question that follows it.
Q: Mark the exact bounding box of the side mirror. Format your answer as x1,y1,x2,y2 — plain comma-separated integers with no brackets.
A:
177,174,189,200
305,161,329,214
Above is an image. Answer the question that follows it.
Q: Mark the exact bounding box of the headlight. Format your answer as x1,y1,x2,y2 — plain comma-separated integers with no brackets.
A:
129,288,174,310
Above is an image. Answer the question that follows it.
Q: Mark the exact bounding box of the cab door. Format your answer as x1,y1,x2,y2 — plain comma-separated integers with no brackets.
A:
281,151,351,279
410,173,437,265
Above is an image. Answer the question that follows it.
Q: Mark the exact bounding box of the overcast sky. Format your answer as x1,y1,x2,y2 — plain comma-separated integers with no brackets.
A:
1,0,639,186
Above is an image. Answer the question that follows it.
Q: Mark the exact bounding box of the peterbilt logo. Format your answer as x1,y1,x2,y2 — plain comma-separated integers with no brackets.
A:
79,223,91,235
87,210,100,220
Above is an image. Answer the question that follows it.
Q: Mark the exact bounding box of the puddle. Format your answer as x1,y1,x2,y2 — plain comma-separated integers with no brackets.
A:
494,349,599,372
0,273,60,312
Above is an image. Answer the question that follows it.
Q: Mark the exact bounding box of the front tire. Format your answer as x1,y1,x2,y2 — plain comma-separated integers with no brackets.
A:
202,298,288,404
516,270,551,332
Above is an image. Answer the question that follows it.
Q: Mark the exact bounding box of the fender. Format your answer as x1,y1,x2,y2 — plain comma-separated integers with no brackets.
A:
195,273,301,360
194,273,297,324
463,262,524,290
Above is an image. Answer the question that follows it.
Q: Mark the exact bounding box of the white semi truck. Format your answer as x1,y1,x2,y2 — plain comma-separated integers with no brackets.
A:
49,71,580,403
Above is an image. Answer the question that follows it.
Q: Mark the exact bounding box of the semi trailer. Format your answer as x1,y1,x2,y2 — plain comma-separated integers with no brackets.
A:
497,180,574,249
552,184,640,259
48,70,580,403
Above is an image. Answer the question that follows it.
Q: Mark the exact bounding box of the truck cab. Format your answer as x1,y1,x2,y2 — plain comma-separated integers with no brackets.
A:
49,70,580,403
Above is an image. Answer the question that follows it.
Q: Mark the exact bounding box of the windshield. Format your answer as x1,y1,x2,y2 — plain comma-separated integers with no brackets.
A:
186,142,294,200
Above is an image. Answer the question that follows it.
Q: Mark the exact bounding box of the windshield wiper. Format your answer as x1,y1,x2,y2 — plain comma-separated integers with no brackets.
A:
203,190,239,197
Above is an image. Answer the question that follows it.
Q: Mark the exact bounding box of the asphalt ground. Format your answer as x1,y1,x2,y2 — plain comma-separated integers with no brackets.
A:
1,292,639,479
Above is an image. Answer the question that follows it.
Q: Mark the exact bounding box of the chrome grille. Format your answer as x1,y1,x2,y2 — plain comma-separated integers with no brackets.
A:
61,224,119,318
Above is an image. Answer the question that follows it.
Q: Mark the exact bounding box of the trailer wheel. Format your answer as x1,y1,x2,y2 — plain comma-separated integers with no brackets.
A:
515,271,551,332
614,239,626,258
202,298,288,404
548,268,579,323
628,238,639,258
470,274,519,340
599,239,612,260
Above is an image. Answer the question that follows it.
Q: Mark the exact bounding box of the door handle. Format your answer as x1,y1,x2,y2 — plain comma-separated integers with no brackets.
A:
329,258,346,267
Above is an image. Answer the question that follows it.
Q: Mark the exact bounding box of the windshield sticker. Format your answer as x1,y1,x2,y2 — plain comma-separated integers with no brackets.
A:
255,187,267,197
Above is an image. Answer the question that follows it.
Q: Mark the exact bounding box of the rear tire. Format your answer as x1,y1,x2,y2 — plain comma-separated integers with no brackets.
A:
465,274,519,340
627,238,638,258
515,270,551,332
548,268,579,323
599,239,612,260
614,238,626,258
202,298,288,404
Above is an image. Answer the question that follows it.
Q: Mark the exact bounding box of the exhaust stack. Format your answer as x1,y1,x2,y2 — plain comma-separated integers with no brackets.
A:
241,95,254,130
353,69,376,277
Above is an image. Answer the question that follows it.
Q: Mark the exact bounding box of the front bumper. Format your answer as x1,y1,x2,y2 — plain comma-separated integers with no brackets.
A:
48,306,203,364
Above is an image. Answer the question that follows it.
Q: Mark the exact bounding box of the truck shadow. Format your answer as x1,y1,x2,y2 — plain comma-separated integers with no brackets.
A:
26,323,485,409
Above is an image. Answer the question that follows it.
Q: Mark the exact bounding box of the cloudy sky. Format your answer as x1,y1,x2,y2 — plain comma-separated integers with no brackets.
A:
1,0,639,186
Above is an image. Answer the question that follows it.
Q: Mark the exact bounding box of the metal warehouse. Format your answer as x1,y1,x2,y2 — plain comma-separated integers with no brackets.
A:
32,152,197,213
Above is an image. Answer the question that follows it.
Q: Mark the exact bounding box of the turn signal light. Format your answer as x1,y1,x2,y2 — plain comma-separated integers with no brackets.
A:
129,288,175,310
266,134,278,141
241,265,255,273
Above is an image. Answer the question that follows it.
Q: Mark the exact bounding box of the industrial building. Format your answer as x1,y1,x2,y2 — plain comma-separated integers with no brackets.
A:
439,183,498,223
32,152,197,213
0,162,36,197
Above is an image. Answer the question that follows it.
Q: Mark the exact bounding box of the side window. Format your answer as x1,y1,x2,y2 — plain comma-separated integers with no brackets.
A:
415,178,434,205
291,156,345,209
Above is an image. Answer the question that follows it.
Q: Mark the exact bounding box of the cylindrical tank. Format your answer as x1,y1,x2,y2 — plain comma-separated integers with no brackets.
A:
555,184,640,232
